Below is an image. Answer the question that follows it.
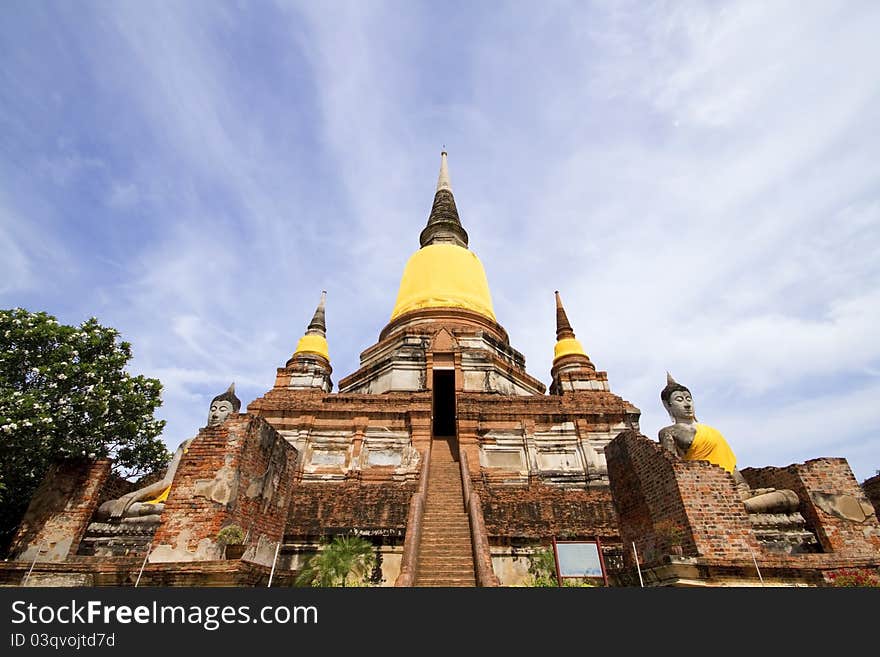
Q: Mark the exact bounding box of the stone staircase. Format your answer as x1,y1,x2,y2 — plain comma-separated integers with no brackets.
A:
413,439,477,587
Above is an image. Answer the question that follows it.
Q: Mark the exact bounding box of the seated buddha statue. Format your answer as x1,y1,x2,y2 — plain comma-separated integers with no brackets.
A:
658,374,798,514
94,383,241,522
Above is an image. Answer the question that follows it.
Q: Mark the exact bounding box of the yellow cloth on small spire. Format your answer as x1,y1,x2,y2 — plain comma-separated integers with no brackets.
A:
294,334,330,361
553,337,587,362
684,424,737,474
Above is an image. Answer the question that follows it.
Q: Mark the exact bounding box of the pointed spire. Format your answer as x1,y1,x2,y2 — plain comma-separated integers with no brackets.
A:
555,290,576,341
436,150,452,192
306,290,327,337
666,371,677,386
419,150,469,249
290,291,330,364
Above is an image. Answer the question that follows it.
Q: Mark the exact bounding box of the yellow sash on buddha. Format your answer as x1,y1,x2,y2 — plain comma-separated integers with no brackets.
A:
143,443,189,505
683,424,737,474
144,485,171,505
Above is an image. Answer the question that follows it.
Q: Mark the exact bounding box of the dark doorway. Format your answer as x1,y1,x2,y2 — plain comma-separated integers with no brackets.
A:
432,370,456,437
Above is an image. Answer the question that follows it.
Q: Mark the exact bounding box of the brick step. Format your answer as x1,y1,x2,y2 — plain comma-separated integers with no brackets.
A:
415,571,476,580
416,584,477,588
415,579,476,584
417,541,473,549
415,580,477,587
418,556,473,563
414,583,477,588
416,567,476,575
421,518,469,524
420,524,470,531
419,534,471,541
420,526,471,532
418,560,475,568
418,536,472,543
418,550,474,558
418,559,475,568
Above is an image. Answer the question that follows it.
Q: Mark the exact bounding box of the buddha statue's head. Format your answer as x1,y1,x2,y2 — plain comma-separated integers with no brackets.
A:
208,382,241,426
661,372,695,422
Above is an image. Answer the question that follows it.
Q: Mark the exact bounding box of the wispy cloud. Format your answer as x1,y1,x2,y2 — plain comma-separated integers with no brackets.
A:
1,1,878,482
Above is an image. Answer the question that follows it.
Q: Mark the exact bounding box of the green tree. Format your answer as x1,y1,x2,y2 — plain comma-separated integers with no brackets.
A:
295,535,377,587
0,308,169,551
527,546,558,587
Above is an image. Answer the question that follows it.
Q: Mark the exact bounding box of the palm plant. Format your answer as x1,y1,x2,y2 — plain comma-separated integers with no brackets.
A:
295,535,376,587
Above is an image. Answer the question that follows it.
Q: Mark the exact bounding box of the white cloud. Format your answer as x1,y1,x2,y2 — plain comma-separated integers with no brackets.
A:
0,226,30,294
106,182,140,209
2,1,878,483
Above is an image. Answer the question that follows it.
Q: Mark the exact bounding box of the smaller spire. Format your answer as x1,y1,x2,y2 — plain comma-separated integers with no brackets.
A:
306,290,327,337
436,150,452,192
290,291,330,364
555,291,576,341
420,150,468,248
666,371,677,386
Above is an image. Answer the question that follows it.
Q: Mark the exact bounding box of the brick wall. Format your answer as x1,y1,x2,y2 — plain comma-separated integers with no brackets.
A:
11,459,111,562
743,458,880,557
606,431,759,566
285,482,415,540
862,474,880,521
474,481,619,541
150,415,298,566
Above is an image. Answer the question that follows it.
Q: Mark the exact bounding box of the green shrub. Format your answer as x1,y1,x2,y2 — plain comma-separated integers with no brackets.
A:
216,524,245,546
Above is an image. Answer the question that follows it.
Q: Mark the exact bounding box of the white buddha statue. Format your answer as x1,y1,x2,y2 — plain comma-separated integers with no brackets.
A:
95,383,241,522
658,374,798,514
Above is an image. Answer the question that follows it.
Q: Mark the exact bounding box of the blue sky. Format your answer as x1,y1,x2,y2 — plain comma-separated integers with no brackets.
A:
2,1,878,482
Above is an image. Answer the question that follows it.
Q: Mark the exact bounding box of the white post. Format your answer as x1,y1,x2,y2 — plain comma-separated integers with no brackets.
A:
748,547,764,586
632,541,644,588
135,543,152,588
22,541,46,587
267,541,281,588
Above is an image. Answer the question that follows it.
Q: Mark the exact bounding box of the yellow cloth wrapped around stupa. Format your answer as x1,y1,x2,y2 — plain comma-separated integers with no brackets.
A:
683,424,737,474
390,244,496,322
